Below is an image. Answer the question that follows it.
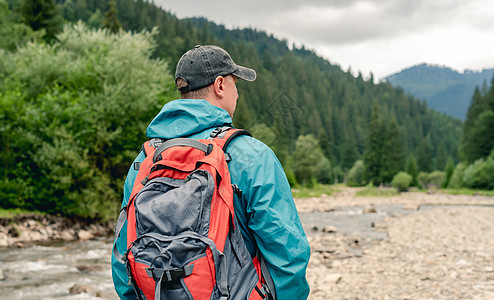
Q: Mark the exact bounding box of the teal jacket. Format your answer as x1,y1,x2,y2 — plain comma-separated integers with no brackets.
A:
111,99,310,299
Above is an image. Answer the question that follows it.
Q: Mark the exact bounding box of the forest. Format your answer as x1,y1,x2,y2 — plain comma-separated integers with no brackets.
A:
1,0,493,221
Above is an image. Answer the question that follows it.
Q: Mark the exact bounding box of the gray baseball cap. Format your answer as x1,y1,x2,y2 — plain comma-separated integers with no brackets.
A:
175,45,257,93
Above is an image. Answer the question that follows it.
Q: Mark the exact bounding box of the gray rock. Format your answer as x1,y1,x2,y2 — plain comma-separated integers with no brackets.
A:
69,284,91,294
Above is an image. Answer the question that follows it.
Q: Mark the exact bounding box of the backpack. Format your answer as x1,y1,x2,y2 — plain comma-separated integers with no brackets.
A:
113,127,276,300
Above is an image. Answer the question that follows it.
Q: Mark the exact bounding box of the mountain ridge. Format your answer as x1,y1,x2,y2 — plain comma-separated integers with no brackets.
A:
386,63,494,120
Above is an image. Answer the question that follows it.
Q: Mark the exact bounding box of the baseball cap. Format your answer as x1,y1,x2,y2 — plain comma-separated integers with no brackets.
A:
175,45,257,93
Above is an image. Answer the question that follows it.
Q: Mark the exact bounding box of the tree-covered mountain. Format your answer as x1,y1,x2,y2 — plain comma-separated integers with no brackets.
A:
1,0,470,219
386,63,494,120
9,0,464,172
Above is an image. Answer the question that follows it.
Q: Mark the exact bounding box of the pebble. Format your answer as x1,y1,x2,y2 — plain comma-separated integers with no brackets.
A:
301,188,494,300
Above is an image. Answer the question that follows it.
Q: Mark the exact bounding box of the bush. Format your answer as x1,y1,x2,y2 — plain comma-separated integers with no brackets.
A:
347,160,365,186
0,23,177,220
417,171,446,189
428,171,446,188
418,172,429,189
463,158,494,190
391,171,412,192
448,163,465,188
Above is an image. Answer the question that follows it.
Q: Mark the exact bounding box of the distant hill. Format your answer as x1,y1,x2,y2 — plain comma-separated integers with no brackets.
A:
386,63,494,120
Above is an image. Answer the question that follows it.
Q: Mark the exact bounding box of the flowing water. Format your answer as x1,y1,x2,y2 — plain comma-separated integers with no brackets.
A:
0,238,117,299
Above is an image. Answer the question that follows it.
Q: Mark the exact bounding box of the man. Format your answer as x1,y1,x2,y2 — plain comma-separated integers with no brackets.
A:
111,45,311,299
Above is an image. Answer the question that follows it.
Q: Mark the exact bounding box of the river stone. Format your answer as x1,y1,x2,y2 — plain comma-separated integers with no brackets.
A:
0,236,9,247
77,230,94,240
364,205,377,214
60,230,74,241
69,284,91,294
326,273,343,284
322,225,338,233
77,264,104,273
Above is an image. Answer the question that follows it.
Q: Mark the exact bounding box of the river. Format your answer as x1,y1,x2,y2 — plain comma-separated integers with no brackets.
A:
0,203,484,299
0,238,117,299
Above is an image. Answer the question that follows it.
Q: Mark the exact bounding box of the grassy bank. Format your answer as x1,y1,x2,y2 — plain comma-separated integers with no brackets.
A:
291,184,340,198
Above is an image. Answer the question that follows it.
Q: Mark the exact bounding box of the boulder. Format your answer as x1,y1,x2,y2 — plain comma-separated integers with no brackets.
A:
77,230,94,241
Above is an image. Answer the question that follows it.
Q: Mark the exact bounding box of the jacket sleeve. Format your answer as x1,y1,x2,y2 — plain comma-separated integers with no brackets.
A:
111,151,145,299
228,137,311,300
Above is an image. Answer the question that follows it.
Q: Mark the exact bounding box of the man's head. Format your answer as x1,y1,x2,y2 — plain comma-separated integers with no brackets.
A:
175,45,256,117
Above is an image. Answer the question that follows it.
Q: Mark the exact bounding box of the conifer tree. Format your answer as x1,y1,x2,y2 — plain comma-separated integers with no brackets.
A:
380,116,405,183
20,0,63,42
417,136,433,172
406,155,419,187
364,102,384,185
318,130,333,162
102,0,121,34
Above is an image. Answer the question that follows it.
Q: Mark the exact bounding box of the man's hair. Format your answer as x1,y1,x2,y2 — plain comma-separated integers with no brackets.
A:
177,78,210,99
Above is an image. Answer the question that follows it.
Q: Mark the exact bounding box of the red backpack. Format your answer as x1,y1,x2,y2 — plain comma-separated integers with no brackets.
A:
113,127,275,300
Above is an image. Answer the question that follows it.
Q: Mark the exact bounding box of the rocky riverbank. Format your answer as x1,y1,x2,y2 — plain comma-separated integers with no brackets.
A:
0,214,113,248
297,187,494,299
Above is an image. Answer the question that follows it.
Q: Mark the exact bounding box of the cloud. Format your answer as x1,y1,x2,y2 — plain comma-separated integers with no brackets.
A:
156,0,494,79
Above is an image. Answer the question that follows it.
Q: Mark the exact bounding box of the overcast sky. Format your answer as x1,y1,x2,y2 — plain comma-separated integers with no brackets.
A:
156,0,494,80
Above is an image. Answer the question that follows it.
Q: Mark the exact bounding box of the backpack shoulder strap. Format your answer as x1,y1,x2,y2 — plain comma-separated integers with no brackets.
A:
210,126,252,152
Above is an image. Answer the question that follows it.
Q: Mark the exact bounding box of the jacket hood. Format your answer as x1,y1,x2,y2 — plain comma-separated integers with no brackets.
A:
146,99,233,139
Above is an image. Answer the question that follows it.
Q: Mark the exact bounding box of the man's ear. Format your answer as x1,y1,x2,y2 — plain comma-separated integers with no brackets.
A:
213,76,225,98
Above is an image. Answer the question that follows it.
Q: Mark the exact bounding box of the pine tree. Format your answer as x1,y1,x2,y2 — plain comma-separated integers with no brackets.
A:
318,130,333,162
233,97,251,129
364,102,384,185
406,155,419,187
417,136,433,172
20,0,63,42
102,0,121,34
380,116,405,183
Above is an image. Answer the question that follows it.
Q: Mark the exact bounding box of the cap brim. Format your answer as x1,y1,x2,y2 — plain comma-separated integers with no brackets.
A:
233,65,256,81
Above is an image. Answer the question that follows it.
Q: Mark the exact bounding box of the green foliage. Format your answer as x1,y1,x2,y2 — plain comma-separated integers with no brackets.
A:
406,155,419,187
427,171,446,188
441,188,494,197
417,172,429,189
380,116,405,183
0,23,177,219
463,110,494,162
447,162,465,189
443,157,455,188
292,134,330,186
0,0,41,50
347,160,365,187
417,136,433,172
461,80,494,163
102,0,121,34
417,171,446,189
20,0,64,42
391,171,412,192
55,0,462,174
462,157,494,190
363,102,383,185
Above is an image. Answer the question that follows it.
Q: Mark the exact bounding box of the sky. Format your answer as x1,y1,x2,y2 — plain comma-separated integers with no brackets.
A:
155,0,494,81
